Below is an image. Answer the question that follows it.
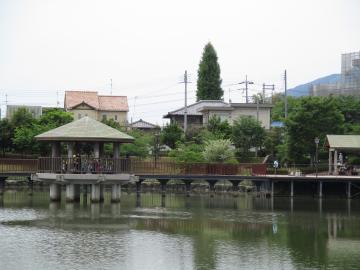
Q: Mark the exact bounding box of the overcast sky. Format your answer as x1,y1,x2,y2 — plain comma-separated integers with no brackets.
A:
0,0,359,125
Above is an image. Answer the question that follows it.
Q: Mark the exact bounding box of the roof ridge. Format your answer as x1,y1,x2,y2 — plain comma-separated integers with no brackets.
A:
99,95,127,98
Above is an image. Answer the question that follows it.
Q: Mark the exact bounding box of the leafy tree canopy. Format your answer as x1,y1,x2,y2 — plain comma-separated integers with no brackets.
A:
285,96,344,163
232,116,266,157
161,122,183,149
169,143,204,163
207,115,231,139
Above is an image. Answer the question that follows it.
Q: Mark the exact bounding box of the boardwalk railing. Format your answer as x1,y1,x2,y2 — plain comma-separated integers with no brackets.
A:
0,157,345,177
37,157,267,176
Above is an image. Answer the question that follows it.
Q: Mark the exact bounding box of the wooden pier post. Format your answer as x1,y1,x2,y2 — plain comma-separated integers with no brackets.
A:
0,177,6,196
91,184,101,203
66,184,80,202
50,183,61,202
318,181,323,198
347,182,351,199
111,184,121,203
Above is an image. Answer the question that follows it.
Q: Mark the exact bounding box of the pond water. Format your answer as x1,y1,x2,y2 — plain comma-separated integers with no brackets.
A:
0,190,359,270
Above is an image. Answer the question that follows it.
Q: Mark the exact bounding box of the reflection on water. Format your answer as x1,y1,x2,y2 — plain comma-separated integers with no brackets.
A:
0,191,360,269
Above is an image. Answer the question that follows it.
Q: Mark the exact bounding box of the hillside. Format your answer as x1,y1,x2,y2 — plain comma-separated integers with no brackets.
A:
288,74,340,97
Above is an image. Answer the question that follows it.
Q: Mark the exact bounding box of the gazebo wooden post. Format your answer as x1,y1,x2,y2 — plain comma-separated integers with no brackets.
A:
329,149,333,175
93,142,100,159
334,150,338,174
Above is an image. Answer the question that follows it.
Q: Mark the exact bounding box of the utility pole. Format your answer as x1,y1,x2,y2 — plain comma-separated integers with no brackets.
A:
256,95,259,121
110,78,113,95
284,70,288,118
56,91,60,107
262,83,275,103
184,70,188,134
239,75,254,103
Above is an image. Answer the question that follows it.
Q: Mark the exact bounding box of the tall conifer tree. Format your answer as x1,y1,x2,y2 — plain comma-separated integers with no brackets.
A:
196,42,223,101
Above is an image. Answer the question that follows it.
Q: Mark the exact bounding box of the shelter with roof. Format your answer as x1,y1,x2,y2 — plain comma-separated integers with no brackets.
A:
34,116,136,203
326,135,360,174
164,100,273,129
64,90,129,125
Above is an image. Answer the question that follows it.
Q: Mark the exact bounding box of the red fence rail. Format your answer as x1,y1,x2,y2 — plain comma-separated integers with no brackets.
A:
0,158,38,173
37,157,267,176
0,157,337,177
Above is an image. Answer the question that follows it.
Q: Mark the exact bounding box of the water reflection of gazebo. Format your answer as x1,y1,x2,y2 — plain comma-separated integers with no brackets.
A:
34,116,136,203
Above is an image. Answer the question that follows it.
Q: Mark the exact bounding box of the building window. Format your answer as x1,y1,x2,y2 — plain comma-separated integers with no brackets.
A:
102,114,107,121
114,115,118,121
78,113,81,119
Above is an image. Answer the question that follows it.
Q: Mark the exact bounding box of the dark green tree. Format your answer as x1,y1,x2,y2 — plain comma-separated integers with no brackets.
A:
39,108,73,128
196,42,223,101
11,107,36,128
285,97,344,163
0,119,14,155
13,108,73,155
169,143,204,162
161,122,183,149
207,115,231,139
120,129,153,158
232,116,266,157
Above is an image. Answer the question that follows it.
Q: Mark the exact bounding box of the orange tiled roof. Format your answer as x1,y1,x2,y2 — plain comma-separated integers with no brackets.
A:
99,96,128,112
65,91,128,112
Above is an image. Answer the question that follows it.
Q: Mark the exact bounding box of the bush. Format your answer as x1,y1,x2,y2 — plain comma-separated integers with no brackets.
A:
202,139,235,163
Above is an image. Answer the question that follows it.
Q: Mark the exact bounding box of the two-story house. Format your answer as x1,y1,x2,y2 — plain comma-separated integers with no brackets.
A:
64,91,128,125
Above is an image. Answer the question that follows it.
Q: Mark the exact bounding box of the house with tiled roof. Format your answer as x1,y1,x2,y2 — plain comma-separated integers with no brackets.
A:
64,91,129,125
130,119,160,132
164,100,273,129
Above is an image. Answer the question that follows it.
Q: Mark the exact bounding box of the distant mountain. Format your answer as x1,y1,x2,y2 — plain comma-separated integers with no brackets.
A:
288,74,341,97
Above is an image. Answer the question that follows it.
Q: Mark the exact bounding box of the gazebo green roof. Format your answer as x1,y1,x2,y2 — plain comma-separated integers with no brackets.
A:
35,116,134,143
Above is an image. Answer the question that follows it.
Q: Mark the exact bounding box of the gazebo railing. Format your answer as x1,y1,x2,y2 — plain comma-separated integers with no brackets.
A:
38,157,132,174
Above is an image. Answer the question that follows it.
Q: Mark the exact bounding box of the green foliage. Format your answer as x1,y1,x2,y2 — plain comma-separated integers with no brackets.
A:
232,116,266,157
120,129,153,158
11,107,36,127
161,122,183,149
271,95,298,121
263,127,284,157
13,124,49,154
102,118,123,130
202,139,236,163
38,108,73,128
0,119,14,154
12,108,74,155
285,97,344,163
196,42,223,101
207,115,231,139
169,143,204,162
